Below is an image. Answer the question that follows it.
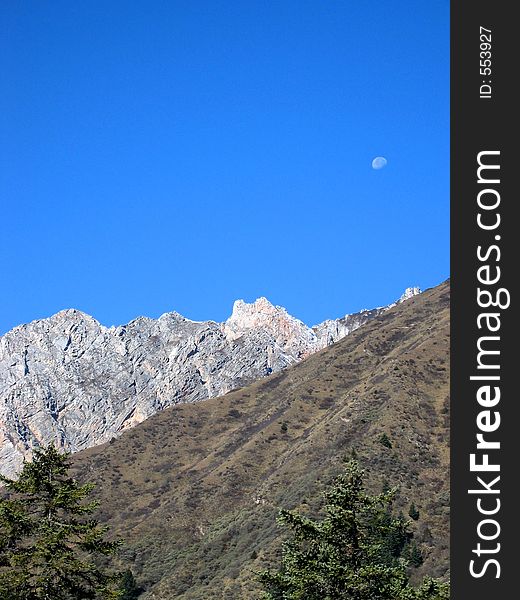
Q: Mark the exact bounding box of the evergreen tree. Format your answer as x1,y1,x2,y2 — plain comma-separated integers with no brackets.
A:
406,543,424,568
119,570,143,600
378,433,393,449
0,445,122,599
258,460,449,600
408,503,420,521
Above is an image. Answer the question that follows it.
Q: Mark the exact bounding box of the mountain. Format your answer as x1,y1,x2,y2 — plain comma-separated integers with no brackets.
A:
0,288,420,477
70,281,449,599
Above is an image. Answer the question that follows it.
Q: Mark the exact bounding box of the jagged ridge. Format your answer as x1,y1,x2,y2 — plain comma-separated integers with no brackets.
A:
0,288,420,476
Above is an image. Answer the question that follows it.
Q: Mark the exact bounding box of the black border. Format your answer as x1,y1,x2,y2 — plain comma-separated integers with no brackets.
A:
451,1,517,596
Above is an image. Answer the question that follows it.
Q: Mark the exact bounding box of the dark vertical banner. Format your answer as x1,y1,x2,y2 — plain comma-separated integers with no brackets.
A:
451,1,517,598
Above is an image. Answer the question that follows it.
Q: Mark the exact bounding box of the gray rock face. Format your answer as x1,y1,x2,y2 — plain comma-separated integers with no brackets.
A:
0,288,420,476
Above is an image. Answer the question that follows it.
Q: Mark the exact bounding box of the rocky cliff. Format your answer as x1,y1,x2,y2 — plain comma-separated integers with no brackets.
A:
0,288,420,476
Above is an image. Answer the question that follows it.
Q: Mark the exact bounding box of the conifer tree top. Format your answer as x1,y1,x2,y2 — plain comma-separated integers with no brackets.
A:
0,444,123,600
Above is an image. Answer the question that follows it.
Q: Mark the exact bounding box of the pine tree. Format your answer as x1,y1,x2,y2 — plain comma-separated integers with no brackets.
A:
258,460,449,600
408,503,420,521
0,445,122,599
378,433,393,449
119,570,143,600
406,542,424,568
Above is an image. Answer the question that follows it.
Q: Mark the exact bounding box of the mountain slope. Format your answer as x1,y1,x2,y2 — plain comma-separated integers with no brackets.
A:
71,281,449,599
0,289,419,476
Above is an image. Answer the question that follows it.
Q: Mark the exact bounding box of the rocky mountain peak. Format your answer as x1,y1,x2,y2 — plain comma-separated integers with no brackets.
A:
0,286,422,476
398,287,422,303
227,296,292,326
224,297,312,346
224,297,320,362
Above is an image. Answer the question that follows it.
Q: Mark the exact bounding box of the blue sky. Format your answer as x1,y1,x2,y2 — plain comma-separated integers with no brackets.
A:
0,1,449,334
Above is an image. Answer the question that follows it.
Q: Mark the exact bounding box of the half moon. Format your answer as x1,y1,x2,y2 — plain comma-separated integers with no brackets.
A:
372,156,388,170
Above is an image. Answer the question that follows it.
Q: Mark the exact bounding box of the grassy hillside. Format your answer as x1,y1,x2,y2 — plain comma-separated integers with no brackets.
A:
72,280,450,599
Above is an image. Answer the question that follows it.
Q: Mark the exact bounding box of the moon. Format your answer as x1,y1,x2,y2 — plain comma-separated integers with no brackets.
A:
372,156,388,170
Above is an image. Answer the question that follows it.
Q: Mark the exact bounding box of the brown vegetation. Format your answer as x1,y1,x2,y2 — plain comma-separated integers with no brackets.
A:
71,280,450,599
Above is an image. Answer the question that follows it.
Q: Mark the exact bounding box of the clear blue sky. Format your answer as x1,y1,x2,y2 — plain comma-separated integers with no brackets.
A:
0,1,449,334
